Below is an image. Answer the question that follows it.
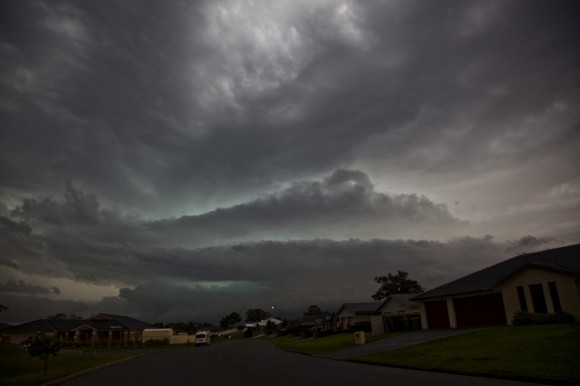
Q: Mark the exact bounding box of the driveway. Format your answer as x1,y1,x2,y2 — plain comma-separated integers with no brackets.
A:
321,328,478,360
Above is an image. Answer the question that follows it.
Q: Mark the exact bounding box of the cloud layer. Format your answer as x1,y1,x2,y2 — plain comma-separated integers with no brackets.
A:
0,176,566,323
1,0,579,324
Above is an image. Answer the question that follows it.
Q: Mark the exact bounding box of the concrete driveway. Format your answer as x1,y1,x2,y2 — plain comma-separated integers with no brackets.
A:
322,328,478,360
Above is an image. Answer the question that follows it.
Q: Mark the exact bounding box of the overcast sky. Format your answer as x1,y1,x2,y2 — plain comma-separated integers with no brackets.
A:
1,0,579,325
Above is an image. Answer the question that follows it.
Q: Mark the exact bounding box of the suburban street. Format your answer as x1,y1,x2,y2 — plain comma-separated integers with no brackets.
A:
63,340,548,386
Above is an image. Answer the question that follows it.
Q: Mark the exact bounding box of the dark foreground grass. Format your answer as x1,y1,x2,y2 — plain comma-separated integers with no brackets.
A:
0,346,136,386
354,324,580,381
273,332,402,355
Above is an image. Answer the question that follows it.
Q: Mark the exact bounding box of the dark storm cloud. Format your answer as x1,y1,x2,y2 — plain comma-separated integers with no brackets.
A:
0,293,89,325
2,233,560,324
0,176,564,324
1,0,579,324
2,0,577,218
150,169,467,246
2,171,466,283
0,279,60,294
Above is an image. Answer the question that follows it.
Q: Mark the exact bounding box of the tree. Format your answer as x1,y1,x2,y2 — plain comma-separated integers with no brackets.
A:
22,333,60,375
220,312,242,329
303,305,329,317
372,270,424,301
245,308,270,322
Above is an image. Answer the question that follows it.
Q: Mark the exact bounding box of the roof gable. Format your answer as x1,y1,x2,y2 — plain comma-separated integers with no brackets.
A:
413,243,580,301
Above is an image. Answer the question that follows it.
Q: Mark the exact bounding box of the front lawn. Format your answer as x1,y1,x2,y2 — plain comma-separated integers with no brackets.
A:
353,324,580,381
0,345,136,386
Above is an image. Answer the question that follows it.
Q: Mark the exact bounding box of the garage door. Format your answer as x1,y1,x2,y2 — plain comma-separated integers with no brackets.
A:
453,293,507,327
425,300,450,329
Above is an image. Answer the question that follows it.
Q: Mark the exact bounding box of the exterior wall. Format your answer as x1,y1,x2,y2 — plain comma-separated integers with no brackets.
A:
337,310,355,330
497,267,580,324
418,290,497,329
337,310,373,330
142,328,173,342
170,335,194,344
370,315,384,335
2,331,57,345
419,302,428,330
447,299,457,328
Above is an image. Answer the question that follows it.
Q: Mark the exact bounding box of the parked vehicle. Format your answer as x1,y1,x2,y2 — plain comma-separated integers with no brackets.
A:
195,331,211,346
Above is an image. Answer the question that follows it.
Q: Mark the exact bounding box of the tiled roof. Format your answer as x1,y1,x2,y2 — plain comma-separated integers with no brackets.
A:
87,313,154,329
1,314,154,333
413,243,580,301
0,319,85,333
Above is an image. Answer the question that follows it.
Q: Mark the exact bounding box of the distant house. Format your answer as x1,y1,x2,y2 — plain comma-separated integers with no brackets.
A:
377,294,420,316
412,244,580,329
0,313,154,345
294,315,333,331
335,302,381,331
375,294,421,333
0,305,8,313
245,317,282,333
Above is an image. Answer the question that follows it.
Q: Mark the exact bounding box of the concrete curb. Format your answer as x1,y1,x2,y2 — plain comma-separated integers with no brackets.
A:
41,354,144,386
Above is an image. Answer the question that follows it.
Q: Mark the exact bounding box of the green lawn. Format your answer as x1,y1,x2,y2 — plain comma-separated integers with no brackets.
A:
353,324,580,381
0,346,136,386
273,332,402,355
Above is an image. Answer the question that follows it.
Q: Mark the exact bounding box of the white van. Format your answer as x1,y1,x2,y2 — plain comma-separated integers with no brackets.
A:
195,331,211,346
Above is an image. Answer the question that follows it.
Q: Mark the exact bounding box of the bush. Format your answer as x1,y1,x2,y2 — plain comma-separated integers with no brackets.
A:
553,311,576,323
244,328,253,338
512,310,575,326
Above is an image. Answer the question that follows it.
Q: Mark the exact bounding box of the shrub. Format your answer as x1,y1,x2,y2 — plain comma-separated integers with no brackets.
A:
244,328,253,338
512,311,533,325
553,311,576,324
512,310,575,326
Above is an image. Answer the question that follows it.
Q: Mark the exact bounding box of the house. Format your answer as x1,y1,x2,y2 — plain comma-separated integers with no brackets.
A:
412,243,580,329
295,315,333,331
245,317,282,333
335,302,382,331
374,294,421,332
0,313,154,345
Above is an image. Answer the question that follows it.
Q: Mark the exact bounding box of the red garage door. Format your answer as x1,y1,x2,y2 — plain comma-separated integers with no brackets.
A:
425,300,450,329
453,293,507,328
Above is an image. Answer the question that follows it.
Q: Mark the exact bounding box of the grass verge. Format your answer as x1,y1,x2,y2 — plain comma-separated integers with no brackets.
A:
0,345,136,386
273,332,402,355
353,324,580,382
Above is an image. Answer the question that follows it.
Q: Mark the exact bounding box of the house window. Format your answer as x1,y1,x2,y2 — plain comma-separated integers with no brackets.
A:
516,286,527,311
548,282,562,312
529,284,548,313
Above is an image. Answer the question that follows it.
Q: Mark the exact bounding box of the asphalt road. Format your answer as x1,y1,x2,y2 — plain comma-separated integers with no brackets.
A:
62,340,548,386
